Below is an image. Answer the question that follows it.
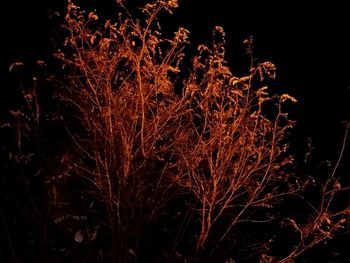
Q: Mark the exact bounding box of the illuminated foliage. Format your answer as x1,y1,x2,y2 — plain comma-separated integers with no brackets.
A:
3,1,350,262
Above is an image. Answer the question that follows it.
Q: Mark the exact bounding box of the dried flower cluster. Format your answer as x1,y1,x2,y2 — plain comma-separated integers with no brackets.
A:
4,1,350,262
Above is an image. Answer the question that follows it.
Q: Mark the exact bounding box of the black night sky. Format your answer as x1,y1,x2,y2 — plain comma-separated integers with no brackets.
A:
2,1,349,155
1,0,350,262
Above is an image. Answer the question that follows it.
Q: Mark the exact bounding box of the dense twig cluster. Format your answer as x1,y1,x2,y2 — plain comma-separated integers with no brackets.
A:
3,1,350,262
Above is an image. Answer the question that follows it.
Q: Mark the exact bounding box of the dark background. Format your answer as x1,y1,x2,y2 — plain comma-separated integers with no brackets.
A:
1,0,350,261
1,0,349,159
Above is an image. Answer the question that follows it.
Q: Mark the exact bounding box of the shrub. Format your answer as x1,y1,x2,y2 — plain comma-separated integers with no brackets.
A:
3,0,350,262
